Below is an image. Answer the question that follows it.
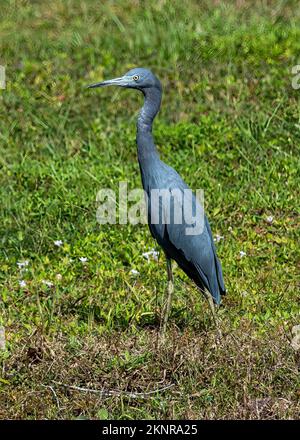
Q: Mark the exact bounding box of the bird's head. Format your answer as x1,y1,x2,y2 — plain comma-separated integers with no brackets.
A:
87,67,161,94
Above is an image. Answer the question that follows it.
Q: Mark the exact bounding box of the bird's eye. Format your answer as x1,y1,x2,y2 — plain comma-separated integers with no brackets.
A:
133,75,140,81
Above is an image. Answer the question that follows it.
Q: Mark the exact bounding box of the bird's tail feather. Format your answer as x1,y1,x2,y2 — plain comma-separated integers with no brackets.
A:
194,262,221,305
214,254,226,296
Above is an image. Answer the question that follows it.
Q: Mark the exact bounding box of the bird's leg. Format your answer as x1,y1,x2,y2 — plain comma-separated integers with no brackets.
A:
160,257,174,336
203,290,222,340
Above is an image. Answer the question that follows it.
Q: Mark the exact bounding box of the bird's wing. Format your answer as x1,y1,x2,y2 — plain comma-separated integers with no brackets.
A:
204,215,226,295
167,204,223,302
147,168,225,303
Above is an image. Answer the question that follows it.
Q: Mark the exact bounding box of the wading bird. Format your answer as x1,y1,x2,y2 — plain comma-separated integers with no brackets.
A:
88,68,226,334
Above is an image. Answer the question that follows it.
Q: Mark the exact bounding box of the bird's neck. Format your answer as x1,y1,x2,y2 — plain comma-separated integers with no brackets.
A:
136,87,161,164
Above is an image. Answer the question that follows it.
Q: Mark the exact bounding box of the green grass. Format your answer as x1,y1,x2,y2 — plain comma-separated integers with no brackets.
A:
0,0,299,419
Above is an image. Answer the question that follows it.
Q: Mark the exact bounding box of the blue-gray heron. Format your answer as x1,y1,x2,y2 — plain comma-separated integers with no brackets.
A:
88,68,226,334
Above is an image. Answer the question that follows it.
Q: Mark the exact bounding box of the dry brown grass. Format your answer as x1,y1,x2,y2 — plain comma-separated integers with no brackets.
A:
1,321,299,419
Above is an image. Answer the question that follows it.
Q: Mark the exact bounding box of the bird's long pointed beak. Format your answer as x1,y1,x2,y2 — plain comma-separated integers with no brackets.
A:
87,76,128,89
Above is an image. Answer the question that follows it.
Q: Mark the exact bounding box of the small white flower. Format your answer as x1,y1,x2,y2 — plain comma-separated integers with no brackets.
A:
142,249,159,262
266,215,274,224
17,260,29,268
56,273,62,280
54,240,63,247
142,252,150,262
214,234,224,243
239,251,247,258
0,326,5,350
42,280,54,287
151,251,159,261
19,280,26,287
79,257,88,263
291,325,300,351
130,269,140,276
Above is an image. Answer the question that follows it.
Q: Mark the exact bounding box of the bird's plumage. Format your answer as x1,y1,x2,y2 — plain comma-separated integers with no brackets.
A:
140,156,225,304
89,67,226,304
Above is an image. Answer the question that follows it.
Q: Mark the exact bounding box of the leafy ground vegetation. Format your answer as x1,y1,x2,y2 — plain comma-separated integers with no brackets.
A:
0,0,299,419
